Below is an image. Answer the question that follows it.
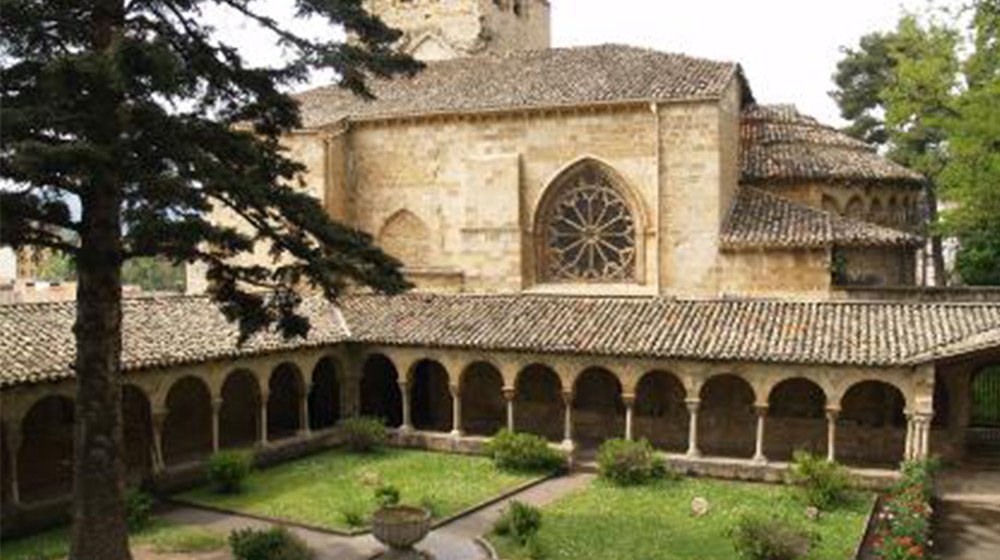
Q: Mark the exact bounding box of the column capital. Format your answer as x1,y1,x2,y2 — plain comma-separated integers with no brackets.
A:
685,398,701,413
152,407,169,427
754,404,769,416
622,393,636,407
561,390,573,405
449,384,460,398
211,398,224,412
502,387,516,402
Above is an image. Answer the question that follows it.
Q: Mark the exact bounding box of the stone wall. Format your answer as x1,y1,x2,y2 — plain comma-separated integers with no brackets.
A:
718,248,833,298
839,247,917,287
363,0,550,61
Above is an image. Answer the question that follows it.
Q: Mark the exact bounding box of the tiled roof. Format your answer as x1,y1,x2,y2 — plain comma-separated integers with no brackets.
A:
721,187,924,249
740,104,925,186
5,294,999,389
295,44,741,126
0,297,350,388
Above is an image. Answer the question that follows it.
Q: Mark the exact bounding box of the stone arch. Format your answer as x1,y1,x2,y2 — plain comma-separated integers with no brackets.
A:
162,376,213,466
360,354,403,427
573,367,624,447
764,378,827,462
970,365,1000,428
845,196,866,221
461,362,505,436
411,359,452,432
534,157,645,284
839,380,907,467
220,370,260,449
268,363,305,441
821,194,841,215
378,209,432,268
699,374,756,458
634,370,688,452
18,395,75,502
869,198,885,224
888,196,900,226
123,384,154,484
309,357,341,431
515,364,564,442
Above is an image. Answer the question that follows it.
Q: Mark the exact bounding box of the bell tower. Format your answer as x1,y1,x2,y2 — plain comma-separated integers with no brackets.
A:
364,0,551,61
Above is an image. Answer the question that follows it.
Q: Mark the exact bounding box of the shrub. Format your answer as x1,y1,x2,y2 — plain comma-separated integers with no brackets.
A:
340,416,388,453
207,450,254,494
873,459,937,560
125,490,155,533
485,430,565,473
524,534,548,560
340,504,366,528
493,501,542,545
729,515,819,560
789,451,850,510
374,484,401,508
596,438,666,486
229,527,313,560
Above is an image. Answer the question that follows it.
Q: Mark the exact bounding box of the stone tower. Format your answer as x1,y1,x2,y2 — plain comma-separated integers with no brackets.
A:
364,0,551,61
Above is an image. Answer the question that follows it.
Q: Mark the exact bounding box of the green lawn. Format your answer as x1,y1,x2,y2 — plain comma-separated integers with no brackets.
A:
179,448,537,531
490,478,872,560
0,519,226,560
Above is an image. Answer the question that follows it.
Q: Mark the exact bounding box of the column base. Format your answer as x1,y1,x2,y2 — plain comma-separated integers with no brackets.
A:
685,449,701,459
561,439,575,451
398,425,414,434
450,429,463,439
752,455,768,465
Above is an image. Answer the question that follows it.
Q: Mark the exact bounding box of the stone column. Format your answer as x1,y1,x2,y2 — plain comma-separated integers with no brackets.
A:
914,413,932,460
399,381,413,433
211,398,223,453
258,390,270,446
753,405,768,464
825,408,840,462
151,408,168,473
6,426,22,506
561,391,574,450
904,413,916,460
685,399,701,458
450,385,463,438
623,394,636,441
299,386,311,438
503,387,516,432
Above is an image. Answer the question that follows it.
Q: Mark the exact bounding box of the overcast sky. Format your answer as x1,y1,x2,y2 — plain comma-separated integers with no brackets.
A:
213,0,965,125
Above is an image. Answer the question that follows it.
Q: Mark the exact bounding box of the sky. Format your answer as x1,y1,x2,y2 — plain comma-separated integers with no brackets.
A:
210,0,965,127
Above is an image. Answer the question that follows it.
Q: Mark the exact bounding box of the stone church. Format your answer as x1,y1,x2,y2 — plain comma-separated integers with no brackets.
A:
2,0,999,535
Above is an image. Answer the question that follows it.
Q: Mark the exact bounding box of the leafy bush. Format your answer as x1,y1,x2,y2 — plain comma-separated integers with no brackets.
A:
524,534,547,560
340,504,366,528
485,430,565,473
789,451,850,510
493,501,543,545
125,490,155,533
229,527,313,560
729,515,819,560
340,416,388,453
207,450,254,494
596,438,666,486
374,484,401,508
873,459,937,560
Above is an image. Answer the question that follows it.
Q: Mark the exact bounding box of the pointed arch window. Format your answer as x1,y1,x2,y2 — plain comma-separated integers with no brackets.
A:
538,163,638,283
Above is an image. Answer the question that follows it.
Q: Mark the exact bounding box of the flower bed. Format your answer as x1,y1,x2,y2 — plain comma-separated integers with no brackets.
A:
872,460,937,560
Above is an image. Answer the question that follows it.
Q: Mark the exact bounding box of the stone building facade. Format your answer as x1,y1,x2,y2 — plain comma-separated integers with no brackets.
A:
3,0,999,537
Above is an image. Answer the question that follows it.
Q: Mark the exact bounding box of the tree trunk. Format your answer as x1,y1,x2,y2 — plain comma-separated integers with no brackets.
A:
70,1,132,559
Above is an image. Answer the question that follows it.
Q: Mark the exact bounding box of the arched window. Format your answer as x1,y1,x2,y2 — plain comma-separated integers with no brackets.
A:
378,210,431,268
538,161,638,283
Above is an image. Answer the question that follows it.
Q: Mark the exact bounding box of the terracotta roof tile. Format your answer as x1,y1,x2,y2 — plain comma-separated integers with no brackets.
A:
721,187,924,249
740,104,924,186
5,294,999,389
295,44,740,126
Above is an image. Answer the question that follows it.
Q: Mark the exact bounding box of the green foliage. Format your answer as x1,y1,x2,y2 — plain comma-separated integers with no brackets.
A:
596,438,666,486
873,459,938,560
340,416,388,453
121,257,186,292
229,527,313,560
486,429,566,473
789,451,850,510
420,496,443,518
207,450,254,494
125,490,155,533
493,501,543,545
34,250,76,283
729,515,820,560
374,484,401,508
340,504,366,528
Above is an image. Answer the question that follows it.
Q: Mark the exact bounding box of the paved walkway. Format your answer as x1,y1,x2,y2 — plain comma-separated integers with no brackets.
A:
161,473,594,560
934,467,1000,560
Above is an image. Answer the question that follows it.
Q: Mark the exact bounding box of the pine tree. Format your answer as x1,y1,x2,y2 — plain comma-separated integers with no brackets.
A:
0,1,420,558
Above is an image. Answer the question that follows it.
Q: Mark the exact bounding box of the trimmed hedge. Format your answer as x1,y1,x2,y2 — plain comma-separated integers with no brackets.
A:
485,430,566,473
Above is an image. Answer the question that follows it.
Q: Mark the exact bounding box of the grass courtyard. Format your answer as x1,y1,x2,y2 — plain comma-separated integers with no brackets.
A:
0,518,227,560
490,477,873,560
178,447,538,532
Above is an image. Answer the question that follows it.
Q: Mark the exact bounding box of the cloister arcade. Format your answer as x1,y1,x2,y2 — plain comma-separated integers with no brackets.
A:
0,344,966,510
